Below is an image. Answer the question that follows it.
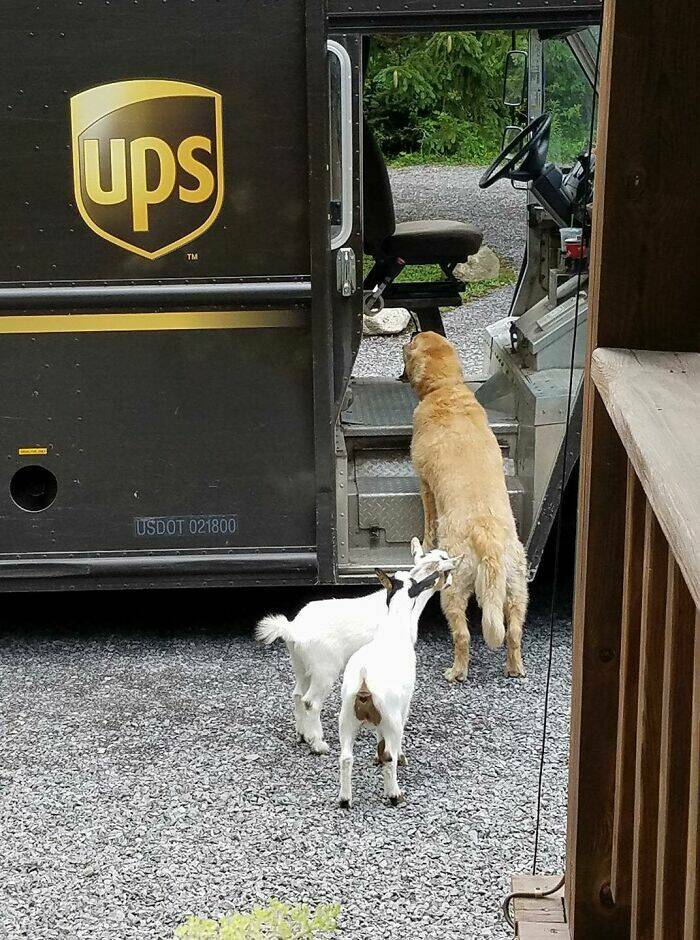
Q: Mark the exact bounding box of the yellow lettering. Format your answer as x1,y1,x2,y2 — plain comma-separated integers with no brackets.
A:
83,138,127,205
178,135,215,204
130,137,176,232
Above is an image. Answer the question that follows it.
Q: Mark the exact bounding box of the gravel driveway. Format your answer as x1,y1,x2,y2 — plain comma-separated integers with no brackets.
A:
0,581,570,940
0,166,572,940
354,165,526,380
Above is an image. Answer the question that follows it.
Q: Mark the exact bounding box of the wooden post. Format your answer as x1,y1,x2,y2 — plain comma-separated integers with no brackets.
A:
567,0,699,933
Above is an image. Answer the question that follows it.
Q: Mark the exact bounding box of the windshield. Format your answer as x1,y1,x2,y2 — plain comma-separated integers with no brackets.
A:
543,34,598,165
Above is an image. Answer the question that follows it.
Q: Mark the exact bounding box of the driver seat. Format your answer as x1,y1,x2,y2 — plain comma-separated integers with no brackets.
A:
363,116,483,332
364,118,483,265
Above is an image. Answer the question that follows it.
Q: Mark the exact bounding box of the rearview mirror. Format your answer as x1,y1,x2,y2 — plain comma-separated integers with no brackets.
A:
503,49,528,109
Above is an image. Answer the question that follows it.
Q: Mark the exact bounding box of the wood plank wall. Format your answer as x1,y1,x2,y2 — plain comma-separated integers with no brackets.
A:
566,0,700,935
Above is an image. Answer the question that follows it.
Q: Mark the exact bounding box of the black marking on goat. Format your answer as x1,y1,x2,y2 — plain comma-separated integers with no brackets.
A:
407,570,441,598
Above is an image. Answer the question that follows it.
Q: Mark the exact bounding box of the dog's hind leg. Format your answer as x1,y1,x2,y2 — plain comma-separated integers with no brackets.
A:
505,554,528,678
419,479,438,551
441,582,472,682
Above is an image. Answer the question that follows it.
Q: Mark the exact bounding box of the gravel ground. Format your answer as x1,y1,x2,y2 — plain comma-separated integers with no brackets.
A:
354,166,526,380
0,167,569,940
0,582,571,940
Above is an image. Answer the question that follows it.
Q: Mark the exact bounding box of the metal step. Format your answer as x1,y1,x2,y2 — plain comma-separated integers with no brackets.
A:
348,469,526,554
342,377,519,458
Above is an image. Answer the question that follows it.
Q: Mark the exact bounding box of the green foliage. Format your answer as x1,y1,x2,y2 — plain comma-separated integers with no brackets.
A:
174,901,340,940
364,32,595,167
365,32,520,164
543,40,596,164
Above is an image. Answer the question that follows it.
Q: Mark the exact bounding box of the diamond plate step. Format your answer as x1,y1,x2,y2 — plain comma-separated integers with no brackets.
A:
354,471,526,544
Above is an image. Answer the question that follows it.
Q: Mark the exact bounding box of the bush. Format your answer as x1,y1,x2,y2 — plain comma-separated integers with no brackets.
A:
174,900,341,940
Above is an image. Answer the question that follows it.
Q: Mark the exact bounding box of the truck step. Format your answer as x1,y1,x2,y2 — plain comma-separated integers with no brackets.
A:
343,378,518,457
351,469,526,547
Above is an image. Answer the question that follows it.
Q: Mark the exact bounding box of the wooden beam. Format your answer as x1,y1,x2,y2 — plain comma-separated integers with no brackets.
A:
586,0,700,355
654,559,695,939
685,611,700,940
610,463,645,913
566,387,629,940
519,926,570,940
630,506,668,937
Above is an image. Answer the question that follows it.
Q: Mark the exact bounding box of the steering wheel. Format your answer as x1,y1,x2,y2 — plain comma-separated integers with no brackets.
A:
479,113,552,189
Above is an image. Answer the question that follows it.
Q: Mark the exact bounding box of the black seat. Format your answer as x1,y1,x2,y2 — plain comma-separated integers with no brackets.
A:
382,219,483,266
362,115,483,333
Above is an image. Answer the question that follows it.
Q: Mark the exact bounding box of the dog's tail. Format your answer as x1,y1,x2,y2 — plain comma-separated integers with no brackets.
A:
472,523,507,650
255,613,295,646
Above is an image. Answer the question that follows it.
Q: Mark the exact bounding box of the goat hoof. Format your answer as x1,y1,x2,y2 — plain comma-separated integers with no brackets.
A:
398,754,408,767
310,741,330,755
389,793,406,807
339,798,351,810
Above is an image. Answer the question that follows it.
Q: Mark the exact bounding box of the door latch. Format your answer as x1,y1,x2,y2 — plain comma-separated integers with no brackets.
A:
336,247,356,297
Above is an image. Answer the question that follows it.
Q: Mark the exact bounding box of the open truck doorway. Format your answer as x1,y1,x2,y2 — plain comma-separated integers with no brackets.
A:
335,24,599,582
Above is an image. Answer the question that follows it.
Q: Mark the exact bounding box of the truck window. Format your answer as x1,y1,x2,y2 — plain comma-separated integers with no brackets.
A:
543,37,597,165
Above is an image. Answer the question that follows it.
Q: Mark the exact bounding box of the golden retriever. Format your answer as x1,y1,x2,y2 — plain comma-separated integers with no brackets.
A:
402,331,527,680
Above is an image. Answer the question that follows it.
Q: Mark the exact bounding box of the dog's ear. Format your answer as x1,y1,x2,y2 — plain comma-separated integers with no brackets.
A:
410,537,423,562
374,568,394,594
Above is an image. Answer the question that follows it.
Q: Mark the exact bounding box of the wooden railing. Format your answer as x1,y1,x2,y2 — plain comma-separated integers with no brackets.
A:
568,348,700,939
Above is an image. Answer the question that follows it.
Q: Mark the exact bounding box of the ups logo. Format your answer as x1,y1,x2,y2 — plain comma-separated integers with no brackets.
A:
70,80,224,260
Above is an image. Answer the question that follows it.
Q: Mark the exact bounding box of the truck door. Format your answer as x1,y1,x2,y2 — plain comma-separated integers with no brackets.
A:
0,1,334,589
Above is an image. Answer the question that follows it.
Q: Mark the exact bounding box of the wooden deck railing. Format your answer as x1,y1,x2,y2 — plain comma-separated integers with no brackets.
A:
568,348,700,939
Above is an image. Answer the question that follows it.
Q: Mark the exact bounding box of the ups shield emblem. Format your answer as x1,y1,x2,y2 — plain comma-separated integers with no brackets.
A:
71,80,224,260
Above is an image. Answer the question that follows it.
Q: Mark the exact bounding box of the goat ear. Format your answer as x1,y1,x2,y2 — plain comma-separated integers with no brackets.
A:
410,537,423,562
374,568,394,594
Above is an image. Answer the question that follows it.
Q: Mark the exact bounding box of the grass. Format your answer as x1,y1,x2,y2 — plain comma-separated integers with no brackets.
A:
362,256,517,306
174,901,340,939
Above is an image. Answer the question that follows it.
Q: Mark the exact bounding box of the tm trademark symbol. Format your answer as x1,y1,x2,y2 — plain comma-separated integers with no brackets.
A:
187,252,199,261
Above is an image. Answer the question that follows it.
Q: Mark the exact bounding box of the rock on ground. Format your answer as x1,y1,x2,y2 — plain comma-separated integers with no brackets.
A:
363,307,412,336
454,245,500,283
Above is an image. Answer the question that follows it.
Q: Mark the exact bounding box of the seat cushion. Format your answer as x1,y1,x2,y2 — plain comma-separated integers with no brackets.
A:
381,219,483,265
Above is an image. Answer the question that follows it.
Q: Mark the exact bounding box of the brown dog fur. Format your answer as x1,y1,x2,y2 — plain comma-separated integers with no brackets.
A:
403,331,527,681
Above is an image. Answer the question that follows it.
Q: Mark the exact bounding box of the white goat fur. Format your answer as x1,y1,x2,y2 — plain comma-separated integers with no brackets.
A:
338,562,455,808
256,539,452,755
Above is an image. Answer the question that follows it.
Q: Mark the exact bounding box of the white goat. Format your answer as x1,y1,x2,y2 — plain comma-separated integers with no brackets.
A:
256,539,452,755
338,559,457,809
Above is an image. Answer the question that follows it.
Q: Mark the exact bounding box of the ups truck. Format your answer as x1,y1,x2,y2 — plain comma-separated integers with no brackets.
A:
0,0,600,591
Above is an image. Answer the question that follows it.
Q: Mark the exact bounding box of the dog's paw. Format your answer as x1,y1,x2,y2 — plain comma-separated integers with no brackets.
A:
444,665,469,682
505,663,526,679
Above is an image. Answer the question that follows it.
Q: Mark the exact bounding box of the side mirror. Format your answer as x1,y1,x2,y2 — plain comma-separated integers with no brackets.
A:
501,124,523,150
503,49,528,109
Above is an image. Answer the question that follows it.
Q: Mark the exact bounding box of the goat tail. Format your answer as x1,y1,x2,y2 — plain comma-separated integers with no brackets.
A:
355,667,371,701
472,523,507,650
255,613,294,646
